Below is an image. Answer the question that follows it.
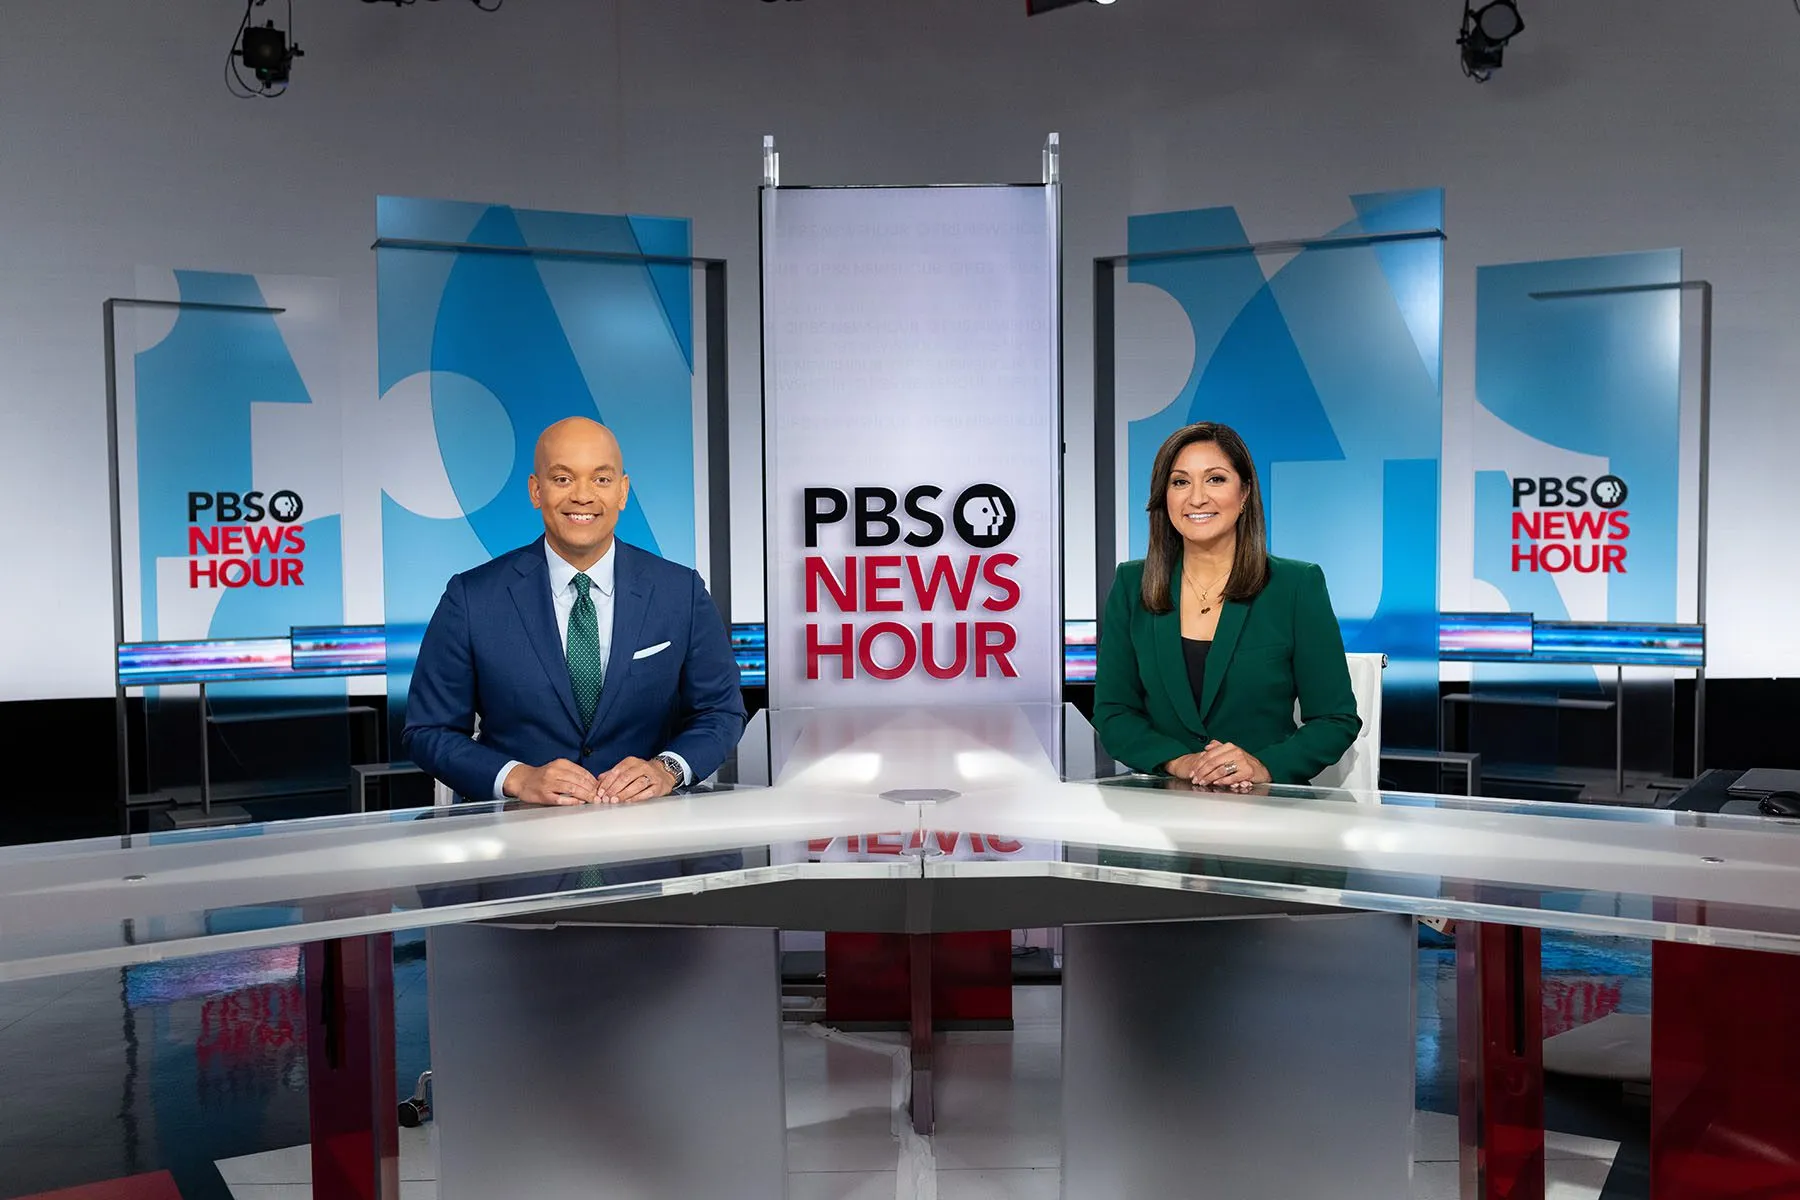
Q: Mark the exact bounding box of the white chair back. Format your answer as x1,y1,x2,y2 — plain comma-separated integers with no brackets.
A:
1305,652,1385,794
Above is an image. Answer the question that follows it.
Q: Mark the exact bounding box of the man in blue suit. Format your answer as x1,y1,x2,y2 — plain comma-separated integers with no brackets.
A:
404,417,745,809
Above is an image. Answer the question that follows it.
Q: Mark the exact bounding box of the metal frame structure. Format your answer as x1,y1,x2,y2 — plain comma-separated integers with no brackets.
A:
104,296,286,829
1527,279,1714,779
106,242,733,832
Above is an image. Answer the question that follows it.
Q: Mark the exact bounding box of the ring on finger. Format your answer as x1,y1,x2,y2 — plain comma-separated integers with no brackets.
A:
1223,761,1238,776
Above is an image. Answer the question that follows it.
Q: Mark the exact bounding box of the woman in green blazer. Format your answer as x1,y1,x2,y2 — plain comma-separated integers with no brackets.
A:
1095,422,1361,787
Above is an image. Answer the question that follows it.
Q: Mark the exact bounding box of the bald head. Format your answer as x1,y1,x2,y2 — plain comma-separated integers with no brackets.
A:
529,417,630,570
534,417,621,477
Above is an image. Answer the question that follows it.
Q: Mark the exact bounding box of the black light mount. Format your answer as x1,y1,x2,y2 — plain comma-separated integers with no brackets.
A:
1458,0,1523,82
240,19,301,86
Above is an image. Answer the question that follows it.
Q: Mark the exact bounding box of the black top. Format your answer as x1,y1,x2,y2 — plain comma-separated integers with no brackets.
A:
1181,637,1212,709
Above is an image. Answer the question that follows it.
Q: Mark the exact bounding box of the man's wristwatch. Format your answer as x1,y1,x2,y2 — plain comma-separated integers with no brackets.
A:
654,753,686,790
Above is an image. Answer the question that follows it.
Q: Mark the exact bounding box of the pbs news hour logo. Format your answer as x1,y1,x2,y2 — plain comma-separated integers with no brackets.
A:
185,490,308,589
1510,474,1630,575
801,482,1021,681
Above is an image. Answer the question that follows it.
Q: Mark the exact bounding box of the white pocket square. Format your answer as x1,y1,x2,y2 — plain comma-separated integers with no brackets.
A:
632,640,672,660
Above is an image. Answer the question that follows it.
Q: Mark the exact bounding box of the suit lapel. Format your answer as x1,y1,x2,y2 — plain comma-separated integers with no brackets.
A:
1153,568,1206,736
587,542,652,737
508,540,582,731
1199,600,1248,720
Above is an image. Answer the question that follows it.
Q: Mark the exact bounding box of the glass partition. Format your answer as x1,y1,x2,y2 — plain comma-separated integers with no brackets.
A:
372,197,731,762
107,279,355,830
1458,257,1708,790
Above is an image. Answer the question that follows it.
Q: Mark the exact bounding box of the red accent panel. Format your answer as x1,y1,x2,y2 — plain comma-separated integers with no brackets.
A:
1458,922,1545,1200
928,930,1013,1023
824,931,1013,1025
1652,941,1800,1199
304,935,400,1200
16,1174,184,1200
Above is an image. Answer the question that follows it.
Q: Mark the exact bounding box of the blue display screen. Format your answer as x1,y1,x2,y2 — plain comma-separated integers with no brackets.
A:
730,623,768,687
1438,612,1535,661
290,625,386,672
1530,622,1705,668
117,637,296,686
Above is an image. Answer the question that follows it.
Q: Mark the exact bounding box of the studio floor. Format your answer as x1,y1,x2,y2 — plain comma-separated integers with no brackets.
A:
0,932,1652,1200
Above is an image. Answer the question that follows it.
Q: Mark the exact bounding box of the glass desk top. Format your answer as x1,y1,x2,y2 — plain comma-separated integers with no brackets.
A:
6,704,1800,980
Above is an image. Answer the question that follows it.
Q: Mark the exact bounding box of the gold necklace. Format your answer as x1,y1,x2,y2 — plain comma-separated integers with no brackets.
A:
1183,564,1232,616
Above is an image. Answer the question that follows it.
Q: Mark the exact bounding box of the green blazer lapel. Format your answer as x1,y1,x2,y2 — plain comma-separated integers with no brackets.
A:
1154,570,1205,736
1199,600,1249,720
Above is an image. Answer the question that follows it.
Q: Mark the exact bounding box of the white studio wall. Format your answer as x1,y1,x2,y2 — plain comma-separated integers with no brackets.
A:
2,0,1798,700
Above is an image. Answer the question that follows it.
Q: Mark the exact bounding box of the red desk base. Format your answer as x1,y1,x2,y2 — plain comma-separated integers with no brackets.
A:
303,935,399,1200
824,931,1014,1027
1459,921,1546,1200
826,929,1013,1135
1652,941,1800,1199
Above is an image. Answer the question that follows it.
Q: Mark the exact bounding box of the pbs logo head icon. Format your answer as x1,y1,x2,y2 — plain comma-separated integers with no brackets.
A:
952,484,1016,550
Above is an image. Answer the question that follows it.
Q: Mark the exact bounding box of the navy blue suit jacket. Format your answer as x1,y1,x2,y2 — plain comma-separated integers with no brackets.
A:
402,537,746,800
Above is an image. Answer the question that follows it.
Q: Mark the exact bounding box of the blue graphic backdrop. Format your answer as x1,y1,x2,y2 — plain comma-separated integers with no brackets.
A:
131,271,344,709
376,197,699,743
1472,251,1683,642
1123,190,1444,746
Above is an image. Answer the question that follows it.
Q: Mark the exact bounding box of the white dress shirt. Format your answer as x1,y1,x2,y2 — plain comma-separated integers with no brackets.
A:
492,541,690,800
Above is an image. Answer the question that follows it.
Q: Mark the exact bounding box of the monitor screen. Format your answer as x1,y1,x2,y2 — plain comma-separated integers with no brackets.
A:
1438,612,1535,661
290,625,386,673
1530,622,1705,668
730,623,768,688
117,638,295,687
1064,619,1097,683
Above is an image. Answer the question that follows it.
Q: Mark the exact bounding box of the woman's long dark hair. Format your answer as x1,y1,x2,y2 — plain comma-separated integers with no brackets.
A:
1141,422,1270,614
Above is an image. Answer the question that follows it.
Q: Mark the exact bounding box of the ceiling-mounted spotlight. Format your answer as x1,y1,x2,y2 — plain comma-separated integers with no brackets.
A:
1458,0,1523,82
1026,0,1115,15
227,0,302,97
241,20,299,85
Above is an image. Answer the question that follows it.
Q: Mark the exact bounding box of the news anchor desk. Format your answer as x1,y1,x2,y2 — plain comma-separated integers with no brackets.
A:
5,705,1800,1200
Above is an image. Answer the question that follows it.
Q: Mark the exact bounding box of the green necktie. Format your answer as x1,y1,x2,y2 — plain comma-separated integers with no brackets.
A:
567,572,603,729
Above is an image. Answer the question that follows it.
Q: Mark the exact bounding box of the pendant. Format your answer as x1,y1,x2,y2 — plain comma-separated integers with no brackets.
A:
1199,605,1213,615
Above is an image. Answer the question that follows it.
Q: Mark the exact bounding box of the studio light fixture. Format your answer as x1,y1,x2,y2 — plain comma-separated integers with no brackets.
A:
226,0,506,97
1458,0,1523,82
1026,0,1115,16
227,0,301,97
241,21,299,85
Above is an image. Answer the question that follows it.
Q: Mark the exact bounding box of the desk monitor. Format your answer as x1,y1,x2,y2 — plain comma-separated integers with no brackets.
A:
1728,769,1800,798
